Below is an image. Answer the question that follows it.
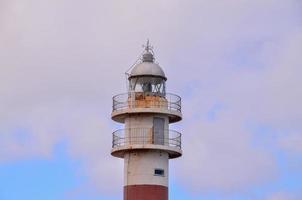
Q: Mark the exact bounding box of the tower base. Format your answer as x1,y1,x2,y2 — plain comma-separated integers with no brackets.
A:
124,185,168,200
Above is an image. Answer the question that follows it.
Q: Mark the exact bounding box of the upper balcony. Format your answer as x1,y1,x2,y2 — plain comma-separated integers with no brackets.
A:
111,92,182,123
111,127,182,159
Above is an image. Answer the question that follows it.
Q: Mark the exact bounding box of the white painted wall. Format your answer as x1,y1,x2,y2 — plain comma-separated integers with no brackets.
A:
123,114,171,186
125,114,169,130
124,150,169,187
124,114,169,146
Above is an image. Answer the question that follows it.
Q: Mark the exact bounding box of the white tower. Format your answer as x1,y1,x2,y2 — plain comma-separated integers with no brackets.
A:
111,42,182,200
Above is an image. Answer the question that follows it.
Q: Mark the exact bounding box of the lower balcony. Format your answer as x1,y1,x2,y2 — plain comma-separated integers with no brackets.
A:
111,128,182,159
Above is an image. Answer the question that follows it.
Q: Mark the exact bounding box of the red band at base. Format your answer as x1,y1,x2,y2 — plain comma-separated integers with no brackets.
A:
124,185,168,200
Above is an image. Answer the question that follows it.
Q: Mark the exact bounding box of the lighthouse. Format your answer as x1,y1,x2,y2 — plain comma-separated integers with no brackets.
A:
111,41,182,200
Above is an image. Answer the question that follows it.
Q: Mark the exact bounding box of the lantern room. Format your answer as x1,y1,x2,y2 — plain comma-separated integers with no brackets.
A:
128,44,166,97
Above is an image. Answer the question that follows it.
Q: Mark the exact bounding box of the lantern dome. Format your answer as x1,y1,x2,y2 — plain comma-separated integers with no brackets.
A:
129,62,166,80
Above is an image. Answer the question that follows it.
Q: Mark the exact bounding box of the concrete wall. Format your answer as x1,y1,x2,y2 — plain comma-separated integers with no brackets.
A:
123,113,170,200
124,150,169,187
124,114,169,145
125,114,169,130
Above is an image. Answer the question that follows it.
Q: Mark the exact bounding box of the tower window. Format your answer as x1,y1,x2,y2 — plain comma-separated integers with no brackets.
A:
154,169,164,176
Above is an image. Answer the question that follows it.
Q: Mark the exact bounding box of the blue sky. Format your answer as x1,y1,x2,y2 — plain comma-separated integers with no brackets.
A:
1,0,302,199
1,149,301,200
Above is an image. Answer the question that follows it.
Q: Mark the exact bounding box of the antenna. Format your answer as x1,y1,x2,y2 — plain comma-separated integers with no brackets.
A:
143,39,154,53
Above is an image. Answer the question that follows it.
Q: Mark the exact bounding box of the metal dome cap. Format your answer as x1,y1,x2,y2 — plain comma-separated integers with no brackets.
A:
128,41,167,80
129,62,166,80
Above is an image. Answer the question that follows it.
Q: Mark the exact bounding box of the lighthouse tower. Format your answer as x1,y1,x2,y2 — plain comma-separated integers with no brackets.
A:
111,42,182,200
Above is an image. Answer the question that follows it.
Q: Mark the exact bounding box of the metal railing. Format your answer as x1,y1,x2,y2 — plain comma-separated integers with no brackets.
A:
112,92,181,113
112,128,181,149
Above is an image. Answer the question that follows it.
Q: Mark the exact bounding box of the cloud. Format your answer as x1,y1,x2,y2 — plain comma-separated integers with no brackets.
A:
169,1,302,195
277,132,302,154
177,116,276,192
264,191,302,200
0,0,302,198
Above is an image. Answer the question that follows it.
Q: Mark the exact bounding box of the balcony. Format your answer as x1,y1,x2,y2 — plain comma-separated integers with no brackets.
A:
111,128,182,159
111,92,182,123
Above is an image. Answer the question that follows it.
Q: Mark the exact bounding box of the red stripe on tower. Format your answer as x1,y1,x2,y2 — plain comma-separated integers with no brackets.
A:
124,185,168,200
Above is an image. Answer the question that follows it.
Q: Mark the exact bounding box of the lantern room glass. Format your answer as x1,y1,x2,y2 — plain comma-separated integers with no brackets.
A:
129,76,166,96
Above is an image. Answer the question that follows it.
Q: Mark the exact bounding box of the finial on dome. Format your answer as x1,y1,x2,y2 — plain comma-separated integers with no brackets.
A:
145,39,151,52
142,39,154,62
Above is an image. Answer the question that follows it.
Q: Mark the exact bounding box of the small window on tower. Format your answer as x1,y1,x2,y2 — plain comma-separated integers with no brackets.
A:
154,169,164,176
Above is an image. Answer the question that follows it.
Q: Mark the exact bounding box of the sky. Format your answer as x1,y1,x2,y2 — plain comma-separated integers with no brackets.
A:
0,0,302,199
